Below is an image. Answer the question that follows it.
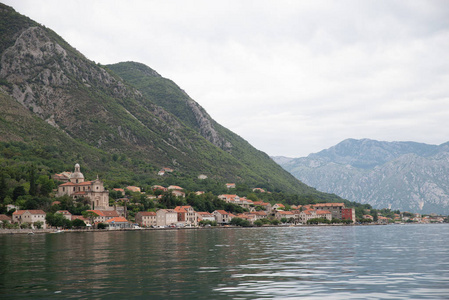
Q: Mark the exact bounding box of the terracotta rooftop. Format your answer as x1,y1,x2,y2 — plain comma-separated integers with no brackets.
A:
13,210,46,215
138,212,156,216
106,217,130,223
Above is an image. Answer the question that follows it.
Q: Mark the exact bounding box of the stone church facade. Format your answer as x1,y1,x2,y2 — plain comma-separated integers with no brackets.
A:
57,164,111,211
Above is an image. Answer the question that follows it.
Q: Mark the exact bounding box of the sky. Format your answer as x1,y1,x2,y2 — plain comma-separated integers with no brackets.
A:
3,0,449,157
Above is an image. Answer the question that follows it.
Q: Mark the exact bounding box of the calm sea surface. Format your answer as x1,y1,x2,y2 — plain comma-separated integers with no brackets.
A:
1,224,448,299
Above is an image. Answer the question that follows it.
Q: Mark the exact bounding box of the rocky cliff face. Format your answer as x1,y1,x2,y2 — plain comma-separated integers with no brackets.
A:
0,23,195,152
273,139,449,214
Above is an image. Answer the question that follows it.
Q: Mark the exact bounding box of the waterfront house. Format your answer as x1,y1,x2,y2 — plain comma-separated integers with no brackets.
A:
174,206,197,226
238,213,257,223
249,211,268,220
86,210,119,223
311,203,345,219
156,209,178,227
106,217,132,230
341,208,356,223
213,210,231,224
275,210,294,220
299,209,331,224
135,211,157,227
197,212,215,222
12,210,47,229
316,210,332,221
377,216,389,224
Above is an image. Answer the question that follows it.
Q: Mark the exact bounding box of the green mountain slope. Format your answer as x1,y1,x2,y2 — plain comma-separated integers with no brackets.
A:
0,3,340,199
107,61,318,194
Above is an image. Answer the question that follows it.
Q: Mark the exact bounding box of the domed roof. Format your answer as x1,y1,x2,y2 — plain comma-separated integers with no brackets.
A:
70,163,84,180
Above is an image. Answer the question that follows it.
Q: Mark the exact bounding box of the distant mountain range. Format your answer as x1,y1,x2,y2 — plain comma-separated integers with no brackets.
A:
0,3,341,201
273,139,449,214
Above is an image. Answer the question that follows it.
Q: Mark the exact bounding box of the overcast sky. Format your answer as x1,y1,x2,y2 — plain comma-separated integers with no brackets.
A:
4,0,449,157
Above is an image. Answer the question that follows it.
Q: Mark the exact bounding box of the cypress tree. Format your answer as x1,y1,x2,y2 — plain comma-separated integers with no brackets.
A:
0,171,7,203
29,164,36,196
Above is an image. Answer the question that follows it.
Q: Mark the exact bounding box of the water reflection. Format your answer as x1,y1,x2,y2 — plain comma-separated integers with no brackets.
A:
0,225,448,299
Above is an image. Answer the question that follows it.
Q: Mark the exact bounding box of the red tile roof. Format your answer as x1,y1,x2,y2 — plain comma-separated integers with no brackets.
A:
197,212,213,216
277,211,294,215
13,210,46,215
71,215,88,221
137,211,156,216
86,210,119,217
174,206,187,213
106,217,130,223
0,214,11,221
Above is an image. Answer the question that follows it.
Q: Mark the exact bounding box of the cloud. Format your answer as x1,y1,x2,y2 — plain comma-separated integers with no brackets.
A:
4,0,449,157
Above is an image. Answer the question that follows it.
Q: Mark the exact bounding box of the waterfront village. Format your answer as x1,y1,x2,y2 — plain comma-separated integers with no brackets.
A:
0,164,447,232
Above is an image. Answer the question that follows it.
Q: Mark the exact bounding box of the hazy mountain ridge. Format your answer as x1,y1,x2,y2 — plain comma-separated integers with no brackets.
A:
0,3,336,197
273,139,449,214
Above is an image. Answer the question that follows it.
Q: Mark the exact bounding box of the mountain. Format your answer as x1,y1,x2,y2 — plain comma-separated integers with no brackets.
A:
273,138,449,214
0,3,339,199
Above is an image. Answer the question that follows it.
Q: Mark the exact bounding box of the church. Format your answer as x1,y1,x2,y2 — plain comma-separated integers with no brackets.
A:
57,164,112,211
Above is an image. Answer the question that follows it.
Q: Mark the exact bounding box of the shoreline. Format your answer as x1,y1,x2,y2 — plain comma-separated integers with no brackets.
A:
0,222,415,235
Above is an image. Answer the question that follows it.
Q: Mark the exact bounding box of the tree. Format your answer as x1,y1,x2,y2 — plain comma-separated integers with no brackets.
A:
230,217,251,227
29,164,36,196
34,221,43,229
12,186,26,201
72,219,87,228
82,210,99,225
254,219,263,227
46,212,70,228
0,171,7,203
271,219,280,225
20,222,31,229
97,223,108,229
37,175,54,197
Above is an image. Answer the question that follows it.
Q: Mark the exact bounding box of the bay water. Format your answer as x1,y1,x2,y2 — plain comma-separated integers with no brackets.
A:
1,224,448,299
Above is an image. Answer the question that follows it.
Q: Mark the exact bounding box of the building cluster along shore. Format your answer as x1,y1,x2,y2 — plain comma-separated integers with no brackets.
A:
0,164,447,232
